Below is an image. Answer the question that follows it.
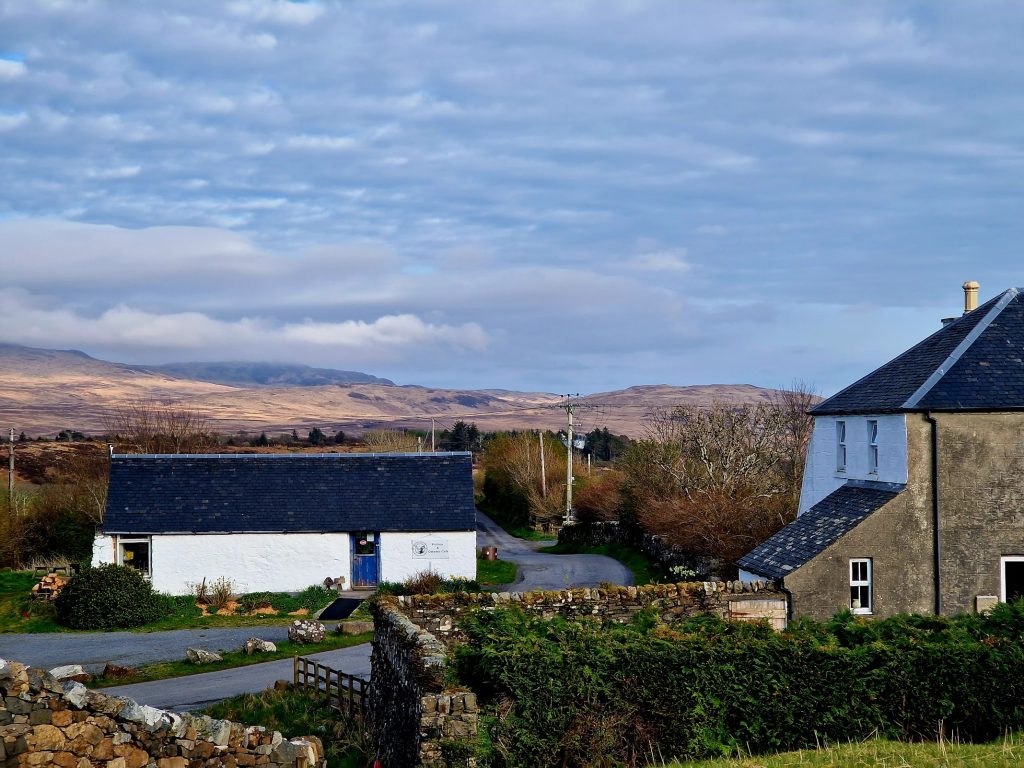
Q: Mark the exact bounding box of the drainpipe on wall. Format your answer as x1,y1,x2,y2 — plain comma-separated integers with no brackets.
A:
777,581,794,626
924,412,943,615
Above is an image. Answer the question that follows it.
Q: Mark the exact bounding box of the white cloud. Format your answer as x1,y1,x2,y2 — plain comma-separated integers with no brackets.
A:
629,248,691,273
284,134,359,151
0,111,28,131
0,59,26,80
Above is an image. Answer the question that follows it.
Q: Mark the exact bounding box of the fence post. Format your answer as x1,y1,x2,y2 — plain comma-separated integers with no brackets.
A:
293,656,299,688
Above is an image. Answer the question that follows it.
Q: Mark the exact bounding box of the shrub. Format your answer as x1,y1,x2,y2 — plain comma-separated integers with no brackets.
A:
54,564,162,629
207,577,235,612
374,574,482,597
453,604,1024,767
404,570,444,595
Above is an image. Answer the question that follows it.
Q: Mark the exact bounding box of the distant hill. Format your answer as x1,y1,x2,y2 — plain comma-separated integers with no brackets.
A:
143,361,393,387
0,343,800,438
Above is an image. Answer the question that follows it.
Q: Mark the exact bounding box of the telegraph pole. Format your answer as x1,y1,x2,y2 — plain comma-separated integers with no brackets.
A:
7,428,14,508
561,395,579,525
430,418,435,452
538,430,546,498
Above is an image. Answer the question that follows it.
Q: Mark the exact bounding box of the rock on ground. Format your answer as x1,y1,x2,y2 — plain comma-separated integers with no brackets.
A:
185,648,223,665
243,638,277,655
287,620,326,644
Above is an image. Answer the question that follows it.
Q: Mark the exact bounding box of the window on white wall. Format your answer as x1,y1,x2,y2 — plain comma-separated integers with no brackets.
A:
118,537,152,577
867,420,879,474
836,420,847,472
850,558,872,614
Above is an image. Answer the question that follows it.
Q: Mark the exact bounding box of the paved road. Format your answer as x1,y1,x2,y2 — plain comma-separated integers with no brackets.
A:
0,625,298,674
0,511,629,709
101,645,371,712
476,511,633,590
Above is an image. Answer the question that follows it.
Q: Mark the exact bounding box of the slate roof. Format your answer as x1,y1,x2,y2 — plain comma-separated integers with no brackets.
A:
103,452,476,534
736,482,901,581
812,287,1024,415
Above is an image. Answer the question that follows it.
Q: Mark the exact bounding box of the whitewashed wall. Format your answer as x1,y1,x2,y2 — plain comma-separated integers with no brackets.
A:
798,413,908,514
92,530,477,594
379,531,477,583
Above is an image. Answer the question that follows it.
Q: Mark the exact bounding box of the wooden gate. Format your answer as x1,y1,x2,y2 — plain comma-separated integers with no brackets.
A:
293,656,369,718
728,597,788,630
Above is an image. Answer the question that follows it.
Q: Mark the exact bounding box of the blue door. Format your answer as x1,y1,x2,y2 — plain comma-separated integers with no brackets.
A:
351,532,379,587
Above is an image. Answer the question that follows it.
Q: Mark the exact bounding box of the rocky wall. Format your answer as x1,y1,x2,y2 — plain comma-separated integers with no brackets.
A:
369,603,479,767
0,658,324,768
391,580,780,648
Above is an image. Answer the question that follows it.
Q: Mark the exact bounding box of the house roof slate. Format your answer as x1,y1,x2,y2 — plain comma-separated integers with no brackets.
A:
103,452,476,534
736,482,901,581
812,288,1024,415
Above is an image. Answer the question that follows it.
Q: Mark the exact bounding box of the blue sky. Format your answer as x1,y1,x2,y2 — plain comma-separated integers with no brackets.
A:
1,1,1022,395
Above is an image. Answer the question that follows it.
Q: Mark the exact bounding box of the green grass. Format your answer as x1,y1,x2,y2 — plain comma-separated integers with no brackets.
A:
203,687,370,768
0,570,340,634
0,571,60,633
537,541,666,585
476,556,518,586
89,631,372,688
669,735,1024,767
477,504,553,541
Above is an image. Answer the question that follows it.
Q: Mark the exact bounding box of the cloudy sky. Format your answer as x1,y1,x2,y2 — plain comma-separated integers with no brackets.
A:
1,1,1023,395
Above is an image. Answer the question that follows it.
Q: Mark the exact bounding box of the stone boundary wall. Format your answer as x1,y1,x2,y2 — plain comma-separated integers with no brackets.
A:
369,604,479,767
0,658,325,768
558,520,725,579
392,580,781,648
369,580,781,765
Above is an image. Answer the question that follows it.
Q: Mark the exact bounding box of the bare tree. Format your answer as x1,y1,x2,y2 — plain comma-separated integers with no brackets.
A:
361,429,419,453
106,401,216,454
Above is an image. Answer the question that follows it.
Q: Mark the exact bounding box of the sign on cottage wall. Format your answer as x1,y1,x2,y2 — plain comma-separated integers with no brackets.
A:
412,539,449,559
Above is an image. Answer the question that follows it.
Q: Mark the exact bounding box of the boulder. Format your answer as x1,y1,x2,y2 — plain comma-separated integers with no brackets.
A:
101,663,138,679
243,638,277,655
338,620,374,635
185,647,223,665
49,665,92,684
287,619,326,644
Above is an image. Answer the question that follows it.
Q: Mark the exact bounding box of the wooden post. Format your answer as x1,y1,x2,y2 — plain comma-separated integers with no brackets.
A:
293,656,299,688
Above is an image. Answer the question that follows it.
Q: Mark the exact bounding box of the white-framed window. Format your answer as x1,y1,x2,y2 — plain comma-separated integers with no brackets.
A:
867,420,879,475
1001,556,1024,603
850,558,872,614
117,537,152,578
835,420,847,472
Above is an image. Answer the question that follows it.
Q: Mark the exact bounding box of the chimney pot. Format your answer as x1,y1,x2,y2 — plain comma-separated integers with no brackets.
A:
963,281,980,314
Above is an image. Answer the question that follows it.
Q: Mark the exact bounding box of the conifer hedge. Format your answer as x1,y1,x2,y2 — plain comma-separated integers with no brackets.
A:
453,606,1024,767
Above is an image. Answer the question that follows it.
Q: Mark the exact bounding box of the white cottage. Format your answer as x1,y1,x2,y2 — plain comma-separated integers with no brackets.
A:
92,452,478,594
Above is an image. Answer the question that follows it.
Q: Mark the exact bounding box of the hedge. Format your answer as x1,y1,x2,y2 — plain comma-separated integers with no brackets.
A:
54,564,163,629
453,604,1024,767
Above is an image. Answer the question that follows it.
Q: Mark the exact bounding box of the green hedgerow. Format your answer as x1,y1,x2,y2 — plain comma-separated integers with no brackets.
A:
54,564,162,630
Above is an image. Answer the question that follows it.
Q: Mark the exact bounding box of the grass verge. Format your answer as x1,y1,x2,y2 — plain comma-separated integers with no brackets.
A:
203,687,370,768
537,541,665,585
477,504,552,541
669,734,1024,767
476,556,518,586
89,632,372,688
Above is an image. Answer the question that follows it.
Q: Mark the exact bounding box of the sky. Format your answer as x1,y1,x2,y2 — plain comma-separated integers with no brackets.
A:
1,1,1023,396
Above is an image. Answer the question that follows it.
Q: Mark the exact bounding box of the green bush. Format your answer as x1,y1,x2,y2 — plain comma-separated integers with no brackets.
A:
54,564,162,629
453,603,1024,767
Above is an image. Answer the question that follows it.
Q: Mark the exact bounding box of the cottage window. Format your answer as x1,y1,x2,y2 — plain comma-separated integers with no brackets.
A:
118,537,151,578
850,558,872,614
867,420,879,474
1001,556,1024,602
836,420,847,472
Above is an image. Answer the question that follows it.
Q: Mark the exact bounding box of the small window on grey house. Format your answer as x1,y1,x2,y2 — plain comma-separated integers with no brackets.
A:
836,420,847,472
867,420,879,474
119,538,151,577
850,558,872,614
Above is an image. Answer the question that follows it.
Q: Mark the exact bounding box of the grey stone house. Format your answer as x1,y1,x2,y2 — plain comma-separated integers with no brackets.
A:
738,283,1024,620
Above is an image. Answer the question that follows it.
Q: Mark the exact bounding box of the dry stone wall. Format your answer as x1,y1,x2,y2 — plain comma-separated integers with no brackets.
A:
369,580,781,765
0,658,325,768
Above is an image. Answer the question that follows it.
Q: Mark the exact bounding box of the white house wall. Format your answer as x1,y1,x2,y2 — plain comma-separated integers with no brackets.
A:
799,413,908,514
379,531,477,583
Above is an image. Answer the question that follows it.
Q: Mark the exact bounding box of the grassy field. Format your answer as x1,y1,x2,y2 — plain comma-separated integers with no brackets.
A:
537,541,666,585
0,570,340,634
476,556,518,586
90,631,372,688
203,687,369,768
669,736,1024,767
